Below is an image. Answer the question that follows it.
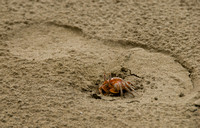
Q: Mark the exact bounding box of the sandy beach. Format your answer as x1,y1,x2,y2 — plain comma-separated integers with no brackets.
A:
0,0,200,127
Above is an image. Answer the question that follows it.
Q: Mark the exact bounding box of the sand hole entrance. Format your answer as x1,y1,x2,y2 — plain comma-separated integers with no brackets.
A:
6,23,193,104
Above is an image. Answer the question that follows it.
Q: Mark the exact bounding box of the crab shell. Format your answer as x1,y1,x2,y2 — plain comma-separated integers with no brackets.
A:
99,77,136,97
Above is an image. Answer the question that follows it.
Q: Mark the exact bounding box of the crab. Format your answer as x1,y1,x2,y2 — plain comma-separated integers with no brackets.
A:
99,74,136,97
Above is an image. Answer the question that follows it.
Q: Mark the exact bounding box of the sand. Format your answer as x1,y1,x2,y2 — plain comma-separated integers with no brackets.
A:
0,0,200,127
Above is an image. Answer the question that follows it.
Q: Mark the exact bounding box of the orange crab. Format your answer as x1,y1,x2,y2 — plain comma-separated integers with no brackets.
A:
99,74,136,97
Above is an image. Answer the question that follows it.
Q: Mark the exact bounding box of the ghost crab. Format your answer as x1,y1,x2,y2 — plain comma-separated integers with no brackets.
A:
99,74,137,97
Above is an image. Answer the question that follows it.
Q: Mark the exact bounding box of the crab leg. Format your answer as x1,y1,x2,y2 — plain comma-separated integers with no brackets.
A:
124,85,135,97
118,82,123,97
104,73,107,81
109,83,120,95
99,85,110,96
108,74,112,85
126,82,139,95
121,81,134,97
99,87,103,95
113,83,118,90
